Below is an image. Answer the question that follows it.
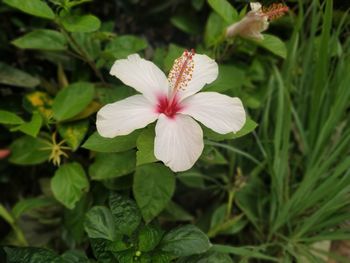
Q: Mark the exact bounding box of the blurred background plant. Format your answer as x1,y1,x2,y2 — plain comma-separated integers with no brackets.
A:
0,0,350,262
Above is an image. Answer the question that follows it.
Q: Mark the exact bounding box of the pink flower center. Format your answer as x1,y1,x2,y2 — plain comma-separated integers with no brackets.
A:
156,95,183,118
155,49,195,119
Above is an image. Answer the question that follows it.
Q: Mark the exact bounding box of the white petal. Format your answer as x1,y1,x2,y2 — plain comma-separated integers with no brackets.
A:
226,13,268,40
177,54,218,101
250,2,262,12
110,54,169,103
181,92,246,134
154,114,204,172
96,95,158,137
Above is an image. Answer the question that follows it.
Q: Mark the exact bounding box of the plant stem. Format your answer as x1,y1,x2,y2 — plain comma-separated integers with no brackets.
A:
59,26,106,84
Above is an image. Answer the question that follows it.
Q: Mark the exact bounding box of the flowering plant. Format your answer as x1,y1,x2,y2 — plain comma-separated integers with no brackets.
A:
97,50,246,171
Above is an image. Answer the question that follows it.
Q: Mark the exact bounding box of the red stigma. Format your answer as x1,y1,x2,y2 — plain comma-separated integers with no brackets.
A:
156,95,183,119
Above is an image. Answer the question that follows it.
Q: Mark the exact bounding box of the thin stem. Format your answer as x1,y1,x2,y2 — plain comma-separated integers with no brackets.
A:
59,25,106,84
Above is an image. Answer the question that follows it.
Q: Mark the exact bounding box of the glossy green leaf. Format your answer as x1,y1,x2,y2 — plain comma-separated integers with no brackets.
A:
58,250,90,263
136,127,157,166
207,0,238,23
133,163,175,223
82,130,139,152
84,206,118,241
9,136,51,165
4,0,55,19
0,62,40,88
62,14,101,32
52,82,94,121
0,110,24,125
204,65,246,93
89,151,136,180
104,35,147,60
12,30,67,51
160,225,211,257
204,12,226,47
152,252,173,263
96,85,135,105
51,162,89,209
109,192,141,236
138,224,164,252
57,120,89,151
255,34,287,59
177,251,233,263
90,238,115,262
4,247,58,263
12,111,42,137
204,118,258,141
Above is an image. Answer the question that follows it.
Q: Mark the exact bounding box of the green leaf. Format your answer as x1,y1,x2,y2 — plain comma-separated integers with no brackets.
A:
82,130,140,152
84,206,118,241
255,34,287,59
204,65,246,93
200,145,227,165
170,15,201,35
12,197,56,219
138,224,164,252
104,35,147,60
52,82,94,121
0,204,14,225
204,118,258,141
204,12,226,47
207,0,238,23
177,171,205,189
4,247,58,263
109,193,141,236
90,238,115,262
12,111,42,137
0,62,40,88
0,110,24,125
96,85,135,105
71,32,101,60
133,163,175,223
12,30,67,51
136,127,157,166
9,136,51,165
151,252,173,263
177,251,233,263
51,162,89,209
163,201,194,222
57,120,89,151
164,44,184,72
89,151,136,180
63,195,90,244
62,14,101,33
160,225,211,257
59,250,90,263
3,0,55,19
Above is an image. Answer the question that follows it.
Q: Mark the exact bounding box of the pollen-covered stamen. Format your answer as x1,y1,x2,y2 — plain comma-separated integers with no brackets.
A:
262,3,289,21
168,49,195,94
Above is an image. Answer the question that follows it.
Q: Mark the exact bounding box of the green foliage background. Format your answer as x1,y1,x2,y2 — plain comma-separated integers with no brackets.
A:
0,0,350,262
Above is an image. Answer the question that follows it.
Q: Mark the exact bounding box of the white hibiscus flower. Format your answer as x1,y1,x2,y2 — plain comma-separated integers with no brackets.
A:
226,2,288,40
96,50,246,172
